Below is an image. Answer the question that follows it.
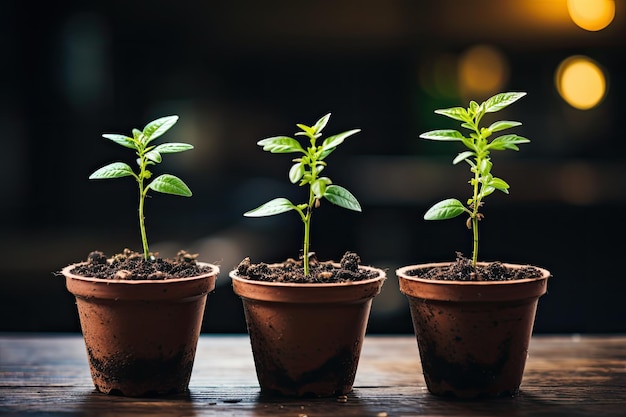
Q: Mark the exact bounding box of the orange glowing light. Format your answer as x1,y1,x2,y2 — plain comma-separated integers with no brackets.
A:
568,0,615,31
458,45,509,98
556,56,606,110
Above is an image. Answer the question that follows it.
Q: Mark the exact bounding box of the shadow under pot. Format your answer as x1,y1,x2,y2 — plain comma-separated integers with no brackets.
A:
397,262,550,399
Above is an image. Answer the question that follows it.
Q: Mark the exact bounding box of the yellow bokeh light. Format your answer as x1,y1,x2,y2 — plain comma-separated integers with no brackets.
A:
458,45,509,99
568,0,615,31
556,56,606,110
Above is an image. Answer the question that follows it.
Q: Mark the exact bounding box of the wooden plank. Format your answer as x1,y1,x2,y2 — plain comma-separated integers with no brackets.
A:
1,334,625,416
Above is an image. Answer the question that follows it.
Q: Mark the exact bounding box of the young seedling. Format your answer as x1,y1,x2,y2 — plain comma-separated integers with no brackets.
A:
244,113,362,276
89,115,193,261
420,92,529,267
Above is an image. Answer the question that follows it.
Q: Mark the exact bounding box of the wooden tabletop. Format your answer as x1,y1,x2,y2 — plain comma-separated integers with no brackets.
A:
1,334,624,416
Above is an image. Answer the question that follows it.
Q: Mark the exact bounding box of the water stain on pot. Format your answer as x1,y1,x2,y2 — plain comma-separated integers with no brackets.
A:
86,347,193,396
261,347,357,397
420,337,514,397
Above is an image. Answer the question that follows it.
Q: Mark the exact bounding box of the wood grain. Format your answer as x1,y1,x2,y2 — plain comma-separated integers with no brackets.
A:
1,334,625,416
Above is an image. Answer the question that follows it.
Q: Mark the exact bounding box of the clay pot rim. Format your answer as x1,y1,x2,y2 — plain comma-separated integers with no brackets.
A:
62,261,220,285
397,262,550,303
396,262,551,286
229,263,386,288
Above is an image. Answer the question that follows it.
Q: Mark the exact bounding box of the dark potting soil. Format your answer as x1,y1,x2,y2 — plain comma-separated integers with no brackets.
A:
235,251,380,283
407,252,544,281
67,248,212,280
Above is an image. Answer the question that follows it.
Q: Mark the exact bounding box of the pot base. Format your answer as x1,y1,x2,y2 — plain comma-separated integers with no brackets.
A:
87,346,195,397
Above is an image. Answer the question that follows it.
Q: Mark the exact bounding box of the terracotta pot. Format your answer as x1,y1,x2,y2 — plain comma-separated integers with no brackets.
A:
230,264,386,397
63,262,219,397
396,262,550,399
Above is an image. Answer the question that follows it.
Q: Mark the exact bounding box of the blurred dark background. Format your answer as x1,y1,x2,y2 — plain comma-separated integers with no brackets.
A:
1,0,625,334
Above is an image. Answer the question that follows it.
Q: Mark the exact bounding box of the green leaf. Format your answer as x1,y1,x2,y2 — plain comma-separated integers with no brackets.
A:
148,174,192,197
244,197,296,217
145,150,162,163
257,136,305,153
419,129,465,141
142,169,152,179
453,151,474,165
296,125,317,138
488,134,530,151
483,92,526,113
460,137,478,151
488,120,521,133
89,162,134,179
321,129,360,151
487,177,510,193
434,107,468,122
142,115,179,144
323,185,361,212
424,198,467,220
317,164,326,174
319,146,336,160
318,176,332,184
311,179,326,198
478,158,492,175
289,162,304,183
478,186,496,199
154,143,194,154
312,113,331,133
102,134,137,149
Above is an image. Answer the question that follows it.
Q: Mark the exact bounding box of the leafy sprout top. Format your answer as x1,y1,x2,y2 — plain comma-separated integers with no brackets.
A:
419,92,530,267
89,115,193,261
244,113,361,276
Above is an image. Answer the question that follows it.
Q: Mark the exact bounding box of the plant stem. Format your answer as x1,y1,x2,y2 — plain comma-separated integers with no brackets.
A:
138,181,150,261
471,212,479,267
300,131,323,277
470,165,480,268
470,118,483,268
303,206,312,277
137,150,150,261
302,161,319,276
